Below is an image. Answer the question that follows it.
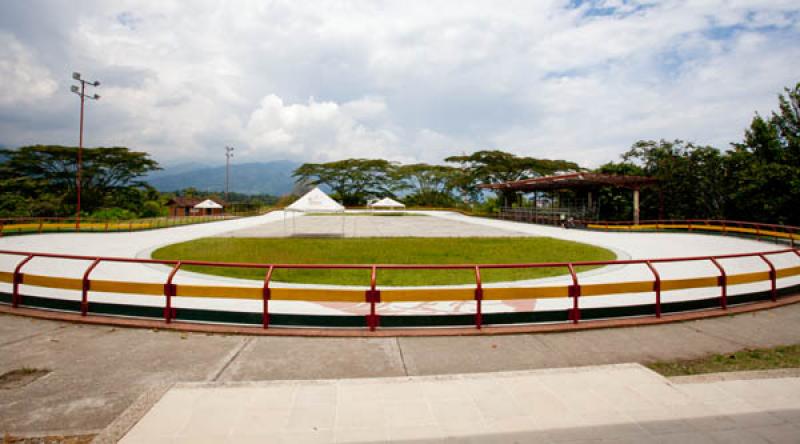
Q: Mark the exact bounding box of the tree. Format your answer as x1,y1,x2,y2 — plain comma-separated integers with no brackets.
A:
445,150,580,203
293,159,397,206
393,163,459,207
725,82,800,224
616,140,726,220
0,145,160,216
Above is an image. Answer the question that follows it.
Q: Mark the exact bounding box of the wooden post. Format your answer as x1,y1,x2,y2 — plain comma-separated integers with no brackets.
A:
633,188,640,225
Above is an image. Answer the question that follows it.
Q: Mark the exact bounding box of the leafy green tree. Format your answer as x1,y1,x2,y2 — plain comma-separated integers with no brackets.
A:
0,145,160,215
725,82,800,224
620,140,726,220
393,163,458,207
293,159,397,206
445,150,580,203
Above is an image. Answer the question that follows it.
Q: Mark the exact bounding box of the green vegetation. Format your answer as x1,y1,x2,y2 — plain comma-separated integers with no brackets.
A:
647,344,800,376
0,145,161,218
151,237,615,285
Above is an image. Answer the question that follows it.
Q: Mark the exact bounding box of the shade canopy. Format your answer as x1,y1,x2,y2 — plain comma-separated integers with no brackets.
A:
479,172,658,192
193,199,224,209
286,187,345,213
368,197,406,209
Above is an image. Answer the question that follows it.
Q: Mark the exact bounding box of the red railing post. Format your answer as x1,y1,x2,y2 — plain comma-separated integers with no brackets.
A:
758,254,777,302
12,254,35,308
38,221,43,234
81,258,102,316
164,262,182,323
366,265,380,331
262,265,274,329
709,258,727,310
474,266,483,329
567,264,580,324
722,221,727,236
645,261,661,318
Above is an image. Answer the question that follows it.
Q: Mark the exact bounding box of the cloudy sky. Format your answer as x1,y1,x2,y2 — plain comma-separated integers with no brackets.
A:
1,1,798,168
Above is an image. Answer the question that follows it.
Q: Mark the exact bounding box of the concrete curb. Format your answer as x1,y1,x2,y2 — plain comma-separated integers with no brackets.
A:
92,382,174,444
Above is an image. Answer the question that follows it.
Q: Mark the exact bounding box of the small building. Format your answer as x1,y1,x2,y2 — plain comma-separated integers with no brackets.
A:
166,197,225,217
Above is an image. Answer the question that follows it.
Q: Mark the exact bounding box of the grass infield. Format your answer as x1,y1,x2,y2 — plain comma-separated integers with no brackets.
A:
151,237,615,286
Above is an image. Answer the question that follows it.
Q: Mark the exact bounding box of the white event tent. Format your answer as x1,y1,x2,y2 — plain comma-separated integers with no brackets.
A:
368,197,405,211
283,187,346,236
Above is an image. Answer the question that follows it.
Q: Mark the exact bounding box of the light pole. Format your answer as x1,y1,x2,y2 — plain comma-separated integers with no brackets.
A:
70,72,100,230
225,146,234,201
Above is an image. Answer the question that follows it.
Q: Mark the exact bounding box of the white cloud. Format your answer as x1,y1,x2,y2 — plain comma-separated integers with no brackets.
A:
0,1,798,167
244,94,400,162
0,32,57,106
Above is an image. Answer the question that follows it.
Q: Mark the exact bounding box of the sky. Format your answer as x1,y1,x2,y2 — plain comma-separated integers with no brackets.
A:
1,0,799,168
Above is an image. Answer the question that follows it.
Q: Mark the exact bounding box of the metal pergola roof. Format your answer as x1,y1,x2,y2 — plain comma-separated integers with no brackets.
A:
479,172,658,192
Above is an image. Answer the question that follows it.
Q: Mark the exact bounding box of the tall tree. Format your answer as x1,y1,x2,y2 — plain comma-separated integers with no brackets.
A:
725,82,800,224
617,140,726,220
0,145,160,216
293,159,397,206
393,163,459,207
445,150,579,203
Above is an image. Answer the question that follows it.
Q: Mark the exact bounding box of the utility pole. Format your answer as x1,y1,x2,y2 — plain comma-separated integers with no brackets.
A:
225,146,234,201
70,72,101,230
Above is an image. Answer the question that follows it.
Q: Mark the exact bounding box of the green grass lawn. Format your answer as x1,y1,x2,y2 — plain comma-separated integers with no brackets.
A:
151,237,615,286
647,344,800,376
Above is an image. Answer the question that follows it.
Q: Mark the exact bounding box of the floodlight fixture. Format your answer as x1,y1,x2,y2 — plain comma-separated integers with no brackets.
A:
94,81,100,87
73,72,81,80
71,85,79,94
93,94,101,100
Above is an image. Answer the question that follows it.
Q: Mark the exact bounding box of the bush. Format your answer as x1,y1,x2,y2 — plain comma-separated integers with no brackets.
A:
89,208,138,221
141,200,164,218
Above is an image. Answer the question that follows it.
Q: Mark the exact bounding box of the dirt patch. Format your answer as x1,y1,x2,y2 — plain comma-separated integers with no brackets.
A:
0,368,50,390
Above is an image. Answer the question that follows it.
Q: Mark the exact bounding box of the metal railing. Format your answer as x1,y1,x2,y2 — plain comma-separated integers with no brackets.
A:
2,242,799,331
0,215,243,236
581,219,799,248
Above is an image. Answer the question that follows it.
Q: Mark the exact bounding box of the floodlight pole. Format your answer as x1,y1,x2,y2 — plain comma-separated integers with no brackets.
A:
225,146,234,201
71,72,100,230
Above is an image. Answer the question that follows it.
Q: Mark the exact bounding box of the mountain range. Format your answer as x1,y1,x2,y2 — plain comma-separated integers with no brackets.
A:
145,160,300,195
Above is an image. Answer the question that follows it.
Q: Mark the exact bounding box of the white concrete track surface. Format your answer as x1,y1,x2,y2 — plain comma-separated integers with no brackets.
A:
120,364,800,443
1,211,798,318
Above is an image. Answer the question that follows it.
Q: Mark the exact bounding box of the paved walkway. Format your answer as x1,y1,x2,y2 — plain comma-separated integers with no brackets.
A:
119,364,800,443
222,214,534,238
3,302,800,437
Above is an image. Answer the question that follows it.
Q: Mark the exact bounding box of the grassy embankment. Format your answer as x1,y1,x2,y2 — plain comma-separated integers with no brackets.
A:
152,237,615,286
648,344,800,376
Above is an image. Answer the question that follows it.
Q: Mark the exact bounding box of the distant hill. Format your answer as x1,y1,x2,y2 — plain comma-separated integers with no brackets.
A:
146,161,300,195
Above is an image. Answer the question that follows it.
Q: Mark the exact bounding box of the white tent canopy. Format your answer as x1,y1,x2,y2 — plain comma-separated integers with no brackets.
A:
286,187,345,213
193,199,223,209
368,197,406,209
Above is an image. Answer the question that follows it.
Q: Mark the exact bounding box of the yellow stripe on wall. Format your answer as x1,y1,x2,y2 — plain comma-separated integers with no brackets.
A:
484,286,568,300
381,288,474,302
0,271,13,283
661,276,719,291
271,288,364,302
581,280,653,296
22,274,83,290
727,271,770,285
91,280,164,295
175,284,261,299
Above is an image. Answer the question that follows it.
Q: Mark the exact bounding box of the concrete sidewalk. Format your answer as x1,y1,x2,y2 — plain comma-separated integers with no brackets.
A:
119,364,800,443
3,302,800,438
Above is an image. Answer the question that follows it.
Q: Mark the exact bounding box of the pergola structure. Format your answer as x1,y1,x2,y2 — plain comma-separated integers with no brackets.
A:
480,172,659,224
